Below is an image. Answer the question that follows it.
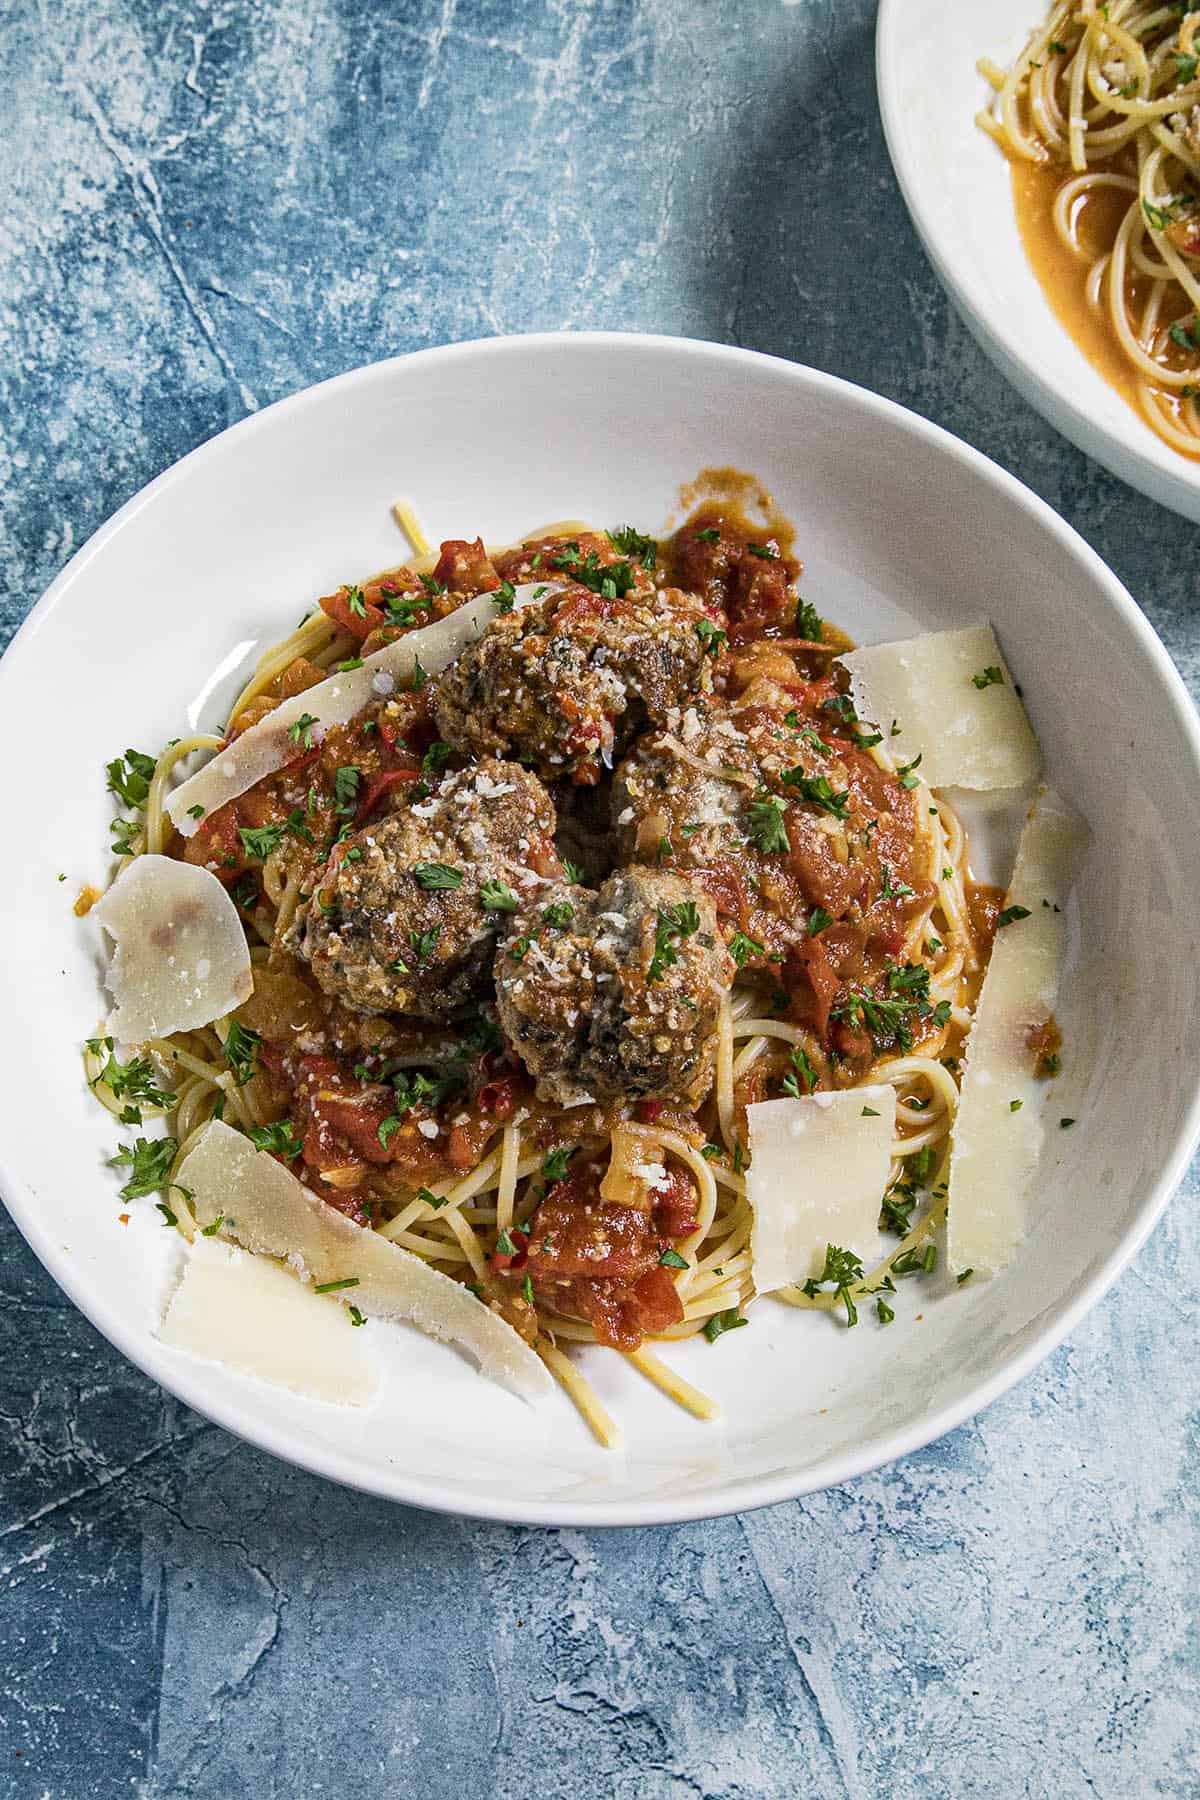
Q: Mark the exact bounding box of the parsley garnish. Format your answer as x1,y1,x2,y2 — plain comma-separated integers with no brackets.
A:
542,900,575,928
345,585,367,619
728,930,764,967
315,1276,360,1294
607,525,657,569
795,597,823,641
491,580,517,614
703,1307,748,1342
239,822,285,861
807,907,833,936
972,666,1004,690
559,858,583,883
746,542,777,560
106,749,157,809
542,1145,576,1183
782,768,851,819
879,863,915,902
480,879,520,912
747,793,789,854
696,527,721,543
222,1019,261,1087
802,1244,865,1327
108,1136,181,1201
997,904,1031,928
88,1042,176,1113
695,618,727,657
288,712,319,749
413,862,464,891
348,1305,367,1326
334,766,361,813
200,1212,224,1236
896,754,922,790
781,1045,819,1097
417,1186,447,1210
648,902,700,983
248,1119,304,1160
659,1247,689,1269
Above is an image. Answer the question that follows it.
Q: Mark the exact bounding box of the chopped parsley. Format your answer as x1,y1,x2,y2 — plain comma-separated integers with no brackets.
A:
542,900,575,928
87,1041,175,1113
659,1247,689,1269
607,525,657,569
108,1135,181,1201
808,907,833,936
747,793,789,855
648,901,701,984
794,596,823,641
334,765,361,813
200,1212,225,1237
480,879,520,912
422,741,454,776
239,822,286,861
971,666,1005,690
551,542,637,599
782,768,851,819
411,656,429,690
703,1307,748,1343
222,1019,261,1087
696,526,721,543
348,1305,367,1327
802,1243,865,1327
997,904,1031,928
105,748,157,810
1170,316,1200,354
248,1119,304,1160
559,858,583,884
746,542,777,560
417,1186,447,1210
896,754,922,790
695,618,727,657
542,1145,577,1183
491,580,517,614
878,863,915,902
728,930,765,967
407,925,441,965
288,712,319,749
345,585,367,619
781,1045,819,1097
314,1276,360,1294
413,862,464,891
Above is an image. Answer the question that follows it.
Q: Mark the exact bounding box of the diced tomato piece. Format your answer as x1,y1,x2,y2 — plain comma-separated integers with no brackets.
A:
432,538,500,594
320,585,387,642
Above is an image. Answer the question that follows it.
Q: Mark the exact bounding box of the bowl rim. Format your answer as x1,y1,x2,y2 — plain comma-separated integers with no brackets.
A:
874,0,1200,524
4,329,1200,1527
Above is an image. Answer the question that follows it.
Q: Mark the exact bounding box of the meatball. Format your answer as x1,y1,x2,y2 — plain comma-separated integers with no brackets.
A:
494,868,734,1106
289,759,558,1018
433,581,718,785
610,690,934,1003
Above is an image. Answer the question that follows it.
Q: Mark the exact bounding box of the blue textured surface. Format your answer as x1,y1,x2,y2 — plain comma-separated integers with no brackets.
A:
1,2,1197,1794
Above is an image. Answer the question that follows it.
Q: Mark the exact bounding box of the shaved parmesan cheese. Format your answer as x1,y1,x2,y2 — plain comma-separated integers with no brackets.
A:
948,788,1089,1276
841,624,1042,791
747,1087,896,1293
174,1121,552,1403
167,582,554,836
159,1236,378,1405
94,855,253,1043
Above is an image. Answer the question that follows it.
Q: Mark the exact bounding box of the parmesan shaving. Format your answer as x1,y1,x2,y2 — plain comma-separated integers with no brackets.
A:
174,1121,553,1403
948,788,1089,1276
841,624,1042,791
159,1236,378,1405
94,854,253,1042
747,1087,897,1293
166,583,554,836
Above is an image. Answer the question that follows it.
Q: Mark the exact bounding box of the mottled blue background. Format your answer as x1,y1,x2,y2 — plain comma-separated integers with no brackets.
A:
1,2,1197,1794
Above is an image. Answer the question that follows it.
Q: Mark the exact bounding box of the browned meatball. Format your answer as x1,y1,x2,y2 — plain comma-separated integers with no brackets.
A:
433,580,718,785
494,868,734,1106
611,691,932,971
289,759,558,1018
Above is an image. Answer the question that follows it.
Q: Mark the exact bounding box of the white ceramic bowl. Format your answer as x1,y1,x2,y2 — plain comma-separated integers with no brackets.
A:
3,333,1199,1526
877,0,1200,524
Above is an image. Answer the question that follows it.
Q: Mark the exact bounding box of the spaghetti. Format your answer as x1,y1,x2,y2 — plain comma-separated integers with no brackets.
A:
980,0,1200,455
89,489,990,1448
